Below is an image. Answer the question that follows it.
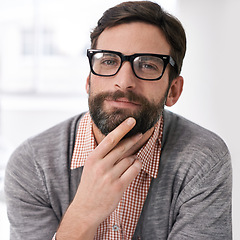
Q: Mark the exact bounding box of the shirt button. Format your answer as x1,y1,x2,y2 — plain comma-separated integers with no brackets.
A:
112,224,119,231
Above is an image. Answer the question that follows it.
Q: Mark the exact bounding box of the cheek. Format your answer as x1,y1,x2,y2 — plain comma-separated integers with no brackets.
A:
87,77,107,97
144,82,169,103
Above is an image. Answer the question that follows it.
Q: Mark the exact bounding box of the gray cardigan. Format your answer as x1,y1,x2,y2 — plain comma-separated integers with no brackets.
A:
4,110,232,239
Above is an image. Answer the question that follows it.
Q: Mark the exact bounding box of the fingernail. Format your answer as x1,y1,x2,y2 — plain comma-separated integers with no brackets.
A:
126,117,136,126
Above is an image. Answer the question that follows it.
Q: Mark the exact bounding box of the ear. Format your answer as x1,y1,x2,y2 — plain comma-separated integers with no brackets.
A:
165,76,184,107
85,74,90,94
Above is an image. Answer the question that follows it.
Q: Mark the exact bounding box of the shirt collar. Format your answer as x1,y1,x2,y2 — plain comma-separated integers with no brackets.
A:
70,112,95,169
71,112,163,178
137,119,162,178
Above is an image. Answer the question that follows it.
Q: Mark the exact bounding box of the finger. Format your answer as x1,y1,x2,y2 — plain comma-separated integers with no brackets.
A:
111,155,137,178
91,117,137,159
104,134,142,166
119,159,142,188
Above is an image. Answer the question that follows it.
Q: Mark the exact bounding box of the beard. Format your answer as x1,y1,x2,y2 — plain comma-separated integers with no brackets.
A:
88,89,167,139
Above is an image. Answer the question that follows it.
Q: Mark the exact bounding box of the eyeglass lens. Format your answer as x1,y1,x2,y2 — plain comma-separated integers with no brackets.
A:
91,52,165,80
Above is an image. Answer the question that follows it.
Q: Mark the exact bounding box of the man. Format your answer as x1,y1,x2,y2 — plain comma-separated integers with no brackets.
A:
5,1,232,239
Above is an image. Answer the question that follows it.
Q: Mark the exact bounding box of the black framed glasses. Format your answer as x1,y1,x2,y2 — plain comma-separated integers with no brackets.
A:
87,49,177,81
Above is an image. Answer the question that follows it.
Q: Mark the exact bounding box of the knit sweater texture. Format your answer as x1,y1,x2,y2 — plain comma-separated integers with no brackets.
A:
4,110,232,239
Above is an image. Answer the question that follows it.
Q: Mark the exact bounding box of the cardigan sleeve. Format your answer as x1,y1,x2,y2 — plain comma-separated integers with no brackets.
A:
168,150,232,240
4,140,59,240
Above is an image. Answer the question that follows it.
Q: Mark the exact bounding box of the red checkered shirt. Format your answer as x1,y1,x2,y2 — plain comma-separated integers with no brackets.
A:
71,112,163,239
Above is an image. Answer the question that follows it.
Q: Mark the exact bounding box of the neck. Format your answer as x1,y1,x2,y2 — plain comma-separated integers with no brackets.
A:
92,123,105,145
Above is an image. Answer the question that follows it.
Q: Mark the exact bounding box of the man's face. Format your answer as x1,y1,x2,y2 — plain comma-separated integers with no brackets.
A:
86,22,172,137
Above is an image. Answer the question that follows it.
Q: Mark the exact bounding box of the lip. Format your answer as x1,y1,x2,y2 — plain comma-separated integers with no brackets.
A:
105,98,141,109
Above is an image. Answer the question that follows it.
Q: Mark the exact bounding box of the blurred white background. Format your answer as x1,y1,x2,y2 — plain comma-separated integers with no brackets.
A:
0,0,239,239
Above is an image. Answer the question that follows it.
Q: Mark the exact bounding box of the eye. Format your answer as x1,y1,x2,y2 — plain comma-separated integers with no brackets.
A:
139,62,158,71
134,56,164,73
99,54,120,67
101,58,118,66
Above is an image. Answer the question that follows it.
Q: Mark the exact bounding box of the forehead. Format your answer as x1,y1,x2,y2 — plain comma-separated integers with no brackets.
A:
96,22,171,56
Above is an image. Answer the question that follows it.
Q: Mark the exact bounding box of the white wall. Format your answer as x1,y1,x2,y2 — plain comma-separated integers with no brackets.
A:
172,0,239,239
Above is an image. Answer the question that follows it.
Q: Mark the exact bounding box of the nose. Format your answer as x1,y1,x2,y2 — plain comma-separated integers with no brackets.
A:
114,61,137,90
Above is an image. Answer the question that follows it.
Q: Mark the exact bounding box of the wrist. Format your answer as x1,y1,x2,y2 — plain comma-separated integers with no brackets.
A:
56,202,98,240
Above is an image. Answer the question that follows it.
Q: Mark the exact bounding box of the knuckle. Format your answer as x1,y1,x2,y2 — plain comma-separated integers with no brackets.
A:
85,156,95,168
118,144,126,153
128,156,136,164
121,157,133,167
86,152,96,163
113,181,124,193
103,173,113,185
105,135,117,146
132,160,142,173
94,164,106,177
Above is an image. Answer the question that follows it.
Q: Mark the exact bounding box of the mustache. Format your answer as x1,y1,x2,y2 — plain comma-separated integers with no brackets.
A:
88,88,166,137
93,90,148,105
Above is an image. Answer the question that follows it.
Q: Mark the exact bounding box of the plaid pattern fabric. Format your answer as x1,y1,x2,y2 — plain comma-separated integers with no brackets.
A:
71,112,163,239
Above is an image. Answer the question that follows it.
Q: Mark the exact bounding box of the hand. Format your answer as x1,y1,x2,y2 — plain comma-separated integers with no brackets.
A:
56,117,143,240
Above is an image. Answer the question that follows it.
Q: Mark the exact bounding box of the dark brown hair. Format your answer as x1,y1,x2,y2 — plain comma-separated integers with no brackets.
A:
90,1,186,81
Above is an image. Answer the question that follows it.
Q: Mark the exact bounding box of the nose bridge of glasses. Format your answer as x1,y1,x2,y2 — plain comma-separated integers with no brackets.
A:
121,54,134,64
119,54,136,76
